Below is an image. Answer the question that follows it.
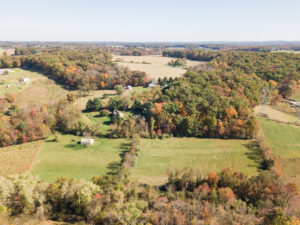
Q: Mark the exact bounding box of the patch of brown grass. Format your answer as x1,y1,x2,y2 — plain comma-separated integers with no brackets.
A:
112,55,204,80
0,141,44,176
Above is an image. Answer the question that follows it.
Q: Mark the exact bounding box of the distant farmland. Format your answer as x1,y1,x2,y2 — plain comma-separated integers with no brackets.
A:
113,55,204,80
0,48,15,56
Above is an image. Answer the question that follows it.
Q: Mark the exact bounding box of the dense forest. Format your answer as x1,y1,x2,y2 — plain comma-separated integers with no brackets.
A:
163,49,300,97
108,70,267,139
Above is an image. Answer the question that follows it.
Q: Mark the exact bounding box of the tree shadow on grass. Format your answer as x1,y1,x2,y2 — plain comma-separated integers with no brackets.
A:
103,120,112,126
107,161,121,175
64,143,87,150
244,141,266,171
107,141,132,175
119,142,132,159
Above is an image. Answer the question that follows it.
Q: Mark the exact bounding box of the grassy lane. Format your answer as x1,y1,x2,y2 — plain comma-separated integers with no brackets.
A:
258,117,300,186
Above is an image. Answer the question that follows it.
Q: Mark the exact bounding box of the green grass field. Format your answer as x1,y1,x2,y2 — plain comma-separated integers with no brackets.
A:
130,138,262,185
258,117,300,186
81,112,111,135
31,134,125,182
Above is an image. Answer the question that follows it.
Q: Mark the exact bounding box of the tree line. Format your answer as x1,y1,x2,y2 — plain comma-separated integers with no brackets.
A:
0,167,298,224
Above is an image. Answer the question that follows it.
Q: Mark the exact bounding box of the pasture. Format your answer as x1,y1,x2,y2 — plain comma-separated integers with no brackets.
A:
258,117,300,186
0,141,44,176
31,134,125,182
0,68,69,107
113,55,204,80
130,138,262,185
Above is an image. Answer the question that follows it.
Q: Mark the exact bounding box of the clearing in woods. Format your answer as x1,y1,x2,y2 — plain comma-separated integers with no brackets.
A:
113,55,204,80
257,117,300,186
130,138,262,185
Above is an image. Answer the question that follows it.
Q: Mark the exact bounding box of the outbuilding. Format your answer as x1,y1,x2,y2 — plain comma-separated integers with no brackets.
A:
80,138,95,146
148,82,156,88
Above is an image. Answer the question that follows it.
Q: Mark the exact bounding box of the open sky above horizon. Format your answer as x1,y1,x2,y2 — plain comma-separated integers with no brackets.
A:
0,0,299,42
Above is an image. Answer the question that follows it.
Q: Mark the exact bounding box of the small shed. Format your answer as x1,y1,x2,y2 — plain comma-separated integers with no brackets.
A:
148,82,156,88
126,85,133,90
113,110,125,118
80,138,94,146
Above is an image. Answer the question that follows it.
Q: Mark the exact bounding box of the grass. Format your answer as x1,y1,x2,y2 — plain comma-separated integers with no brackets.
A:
81,112,111,135
0,68,69,107
254,105,298,123
74,90,115,111
130,138,262,185
257,117,300,186
113,55,204,80
0,141,44,176
31,134,125,182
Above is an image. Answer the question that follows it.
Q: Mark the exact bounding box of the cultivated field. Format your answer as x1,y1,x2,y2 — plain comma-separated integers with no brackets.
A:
258,117,300,186
31,134,125,182
0,141,44,176
0,48,15,56
113,55,204,80
130,138,262,185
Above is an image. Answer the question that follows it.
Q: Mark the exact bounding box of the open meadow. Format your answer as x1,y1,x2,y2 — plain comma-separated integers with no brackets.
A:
258,117,300,186
130,138,262,185
31,134,125,182
113,55,204,80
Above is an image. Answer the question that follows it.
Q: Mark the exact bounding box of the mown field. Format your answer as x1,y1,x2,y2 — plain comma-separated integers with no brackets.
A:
130,138,262,185
113,55,204,80
258,117,300,186
31,134,125,182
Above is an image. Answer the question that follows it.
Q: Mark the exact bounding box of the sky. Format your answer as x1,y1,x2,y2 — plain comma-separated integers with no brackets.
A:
0,0,299,42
